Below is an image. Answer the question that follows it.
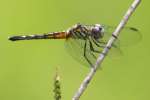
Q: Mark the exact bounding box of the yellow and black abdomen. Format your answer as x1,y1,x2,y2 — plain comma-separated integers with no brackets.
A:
9,32,67,41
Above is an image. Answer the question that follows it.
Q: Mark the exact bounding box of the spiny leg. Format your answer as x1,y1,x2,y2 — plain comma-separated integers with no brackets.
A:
88,40,97,58
89,41,99,53
91,37,105,48
89,38,104,53
83,40,93,67
95,38,118,49
96,40,106,44
94,38,118,48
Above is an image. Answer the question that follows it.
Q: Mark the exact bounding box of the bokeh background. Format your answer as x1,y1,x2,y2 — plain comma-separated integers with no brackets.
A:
0,0,149,100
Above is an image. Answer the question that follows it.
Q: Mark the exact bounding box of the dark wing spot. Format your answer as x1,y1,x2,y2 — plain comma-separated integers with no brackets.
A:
129,27,139,31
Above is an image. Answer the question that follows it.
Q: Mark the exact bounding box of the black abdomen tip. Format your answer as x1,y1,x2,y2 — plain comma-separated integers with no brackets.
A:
8,36,24,41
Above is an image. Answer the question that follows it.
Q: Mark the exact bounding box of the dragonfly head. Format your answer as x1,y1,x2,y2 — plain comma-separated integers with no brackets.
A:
91,24,105,40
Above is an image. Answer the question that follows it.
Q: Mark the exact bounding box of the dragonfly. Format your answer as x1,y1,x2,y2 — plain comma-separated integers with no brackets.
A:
9,23,141,67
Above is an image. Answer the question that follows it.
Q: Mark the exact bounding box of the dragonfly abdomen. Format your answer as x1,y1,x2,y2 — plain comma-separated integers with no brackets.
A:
9,32,67,41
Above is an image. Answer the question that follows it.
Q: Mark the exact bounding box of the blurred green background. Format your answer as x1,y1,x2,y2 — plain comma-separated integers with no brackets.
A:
0,0,149,100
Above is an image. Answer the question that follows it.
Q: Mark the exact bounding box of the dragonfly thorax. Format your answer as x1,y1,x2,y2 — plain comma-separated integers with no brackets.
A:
91,24,104,40
67,23,105,40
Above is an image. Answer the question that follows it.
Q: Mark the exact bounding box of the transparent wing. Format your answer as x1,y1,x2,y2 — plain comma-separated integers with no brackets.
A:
64,33,103,67
64,25,142,67
65,35,89,67
101,25,142,47
96,25,142,58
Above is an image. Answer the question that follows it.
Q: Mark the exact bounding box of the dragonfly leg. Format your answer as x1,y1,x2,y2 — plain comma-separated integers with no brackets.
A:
84,40,93,67
96,39,118,48
88,38,104,53
96,38,118,48
89,40,101,54
91,37,105,48
88,40,97,58
96,40,107,44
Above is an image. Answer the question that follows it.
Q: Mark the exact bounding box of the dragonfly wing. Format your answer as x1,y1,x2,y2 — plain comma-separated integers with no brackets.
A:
64,33,104,67
65,31,124,67
64,34,89,67
102,25,142,47
64,25,142,67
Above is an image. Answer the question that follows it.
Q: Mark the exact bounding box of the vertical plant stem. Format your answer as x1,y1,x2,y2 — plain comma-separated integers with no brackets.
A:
53,68,61,100
72,0,141,100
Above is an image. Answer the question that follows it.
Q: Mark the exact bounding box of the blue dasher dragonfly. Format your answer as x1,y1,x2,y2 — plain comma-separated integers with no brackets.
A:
9,23,141,67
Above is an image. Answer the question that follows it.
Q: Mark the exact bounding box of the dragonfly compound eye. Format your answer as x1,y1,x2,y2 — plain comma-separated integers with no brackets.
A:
91,25,104,39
